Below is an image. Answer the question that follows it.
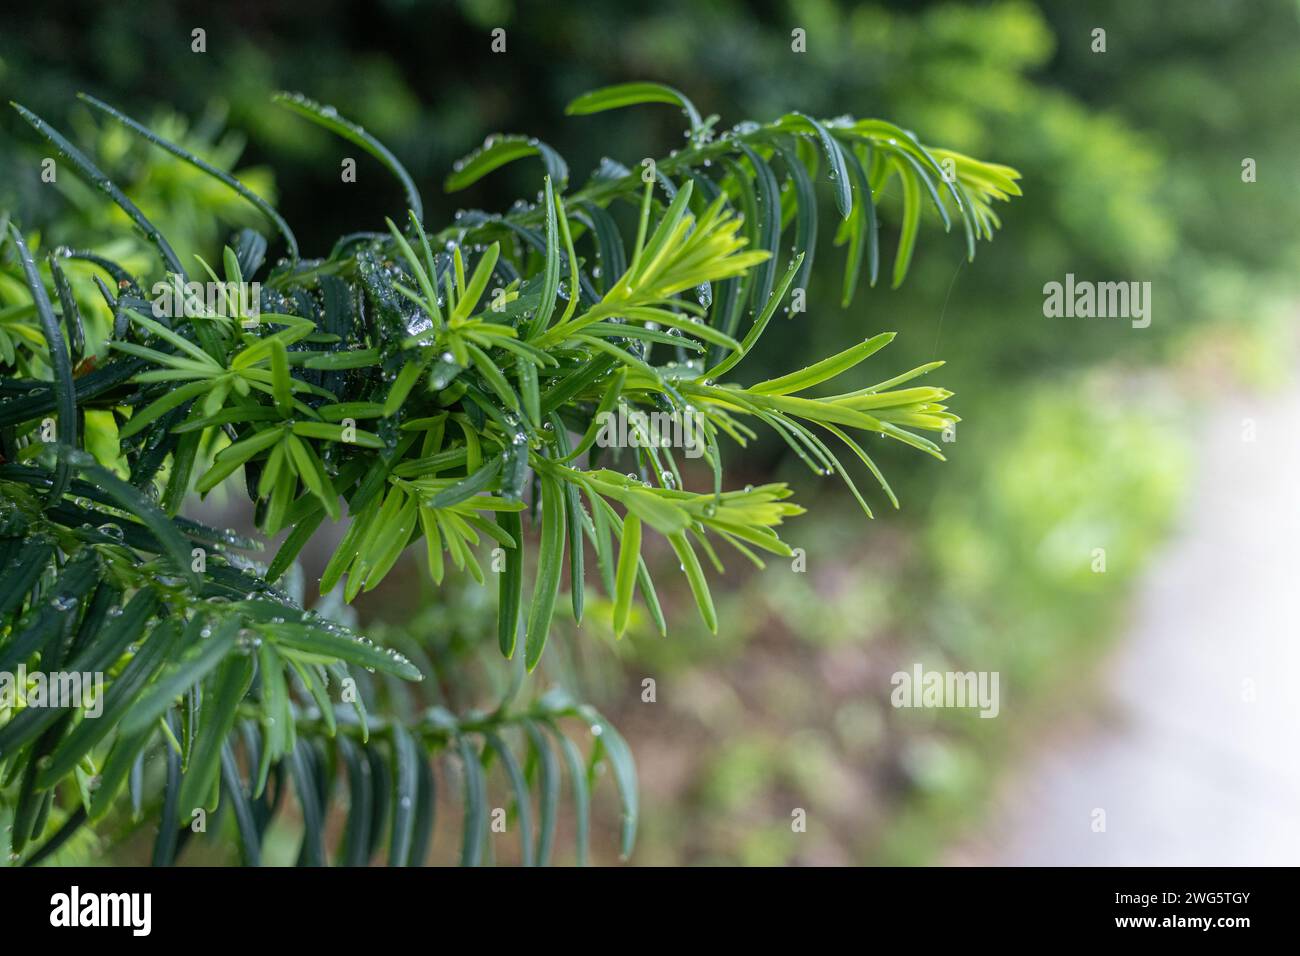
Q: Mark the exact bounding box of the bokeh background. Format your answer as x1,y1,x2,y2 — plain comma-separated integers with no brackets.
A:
3,0,1297,864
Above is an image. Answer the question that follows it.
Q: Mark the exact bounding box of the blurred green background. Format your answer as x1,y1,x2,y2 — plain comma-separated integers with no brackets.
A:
3,0,1296,864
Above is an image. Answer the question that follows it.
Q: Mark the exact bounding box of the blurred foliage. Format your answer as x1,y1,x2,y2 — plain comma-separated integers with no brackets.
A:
2,0,1295,864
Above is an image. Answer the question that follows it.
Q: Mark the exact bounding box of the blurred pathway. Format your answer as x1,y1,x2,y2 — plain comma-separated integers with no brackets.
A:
951,387,1300,865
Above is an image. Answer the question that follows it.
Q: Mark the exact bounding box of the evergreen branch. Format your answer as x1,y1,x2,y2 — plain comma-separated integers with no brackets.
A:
0,83,1020,866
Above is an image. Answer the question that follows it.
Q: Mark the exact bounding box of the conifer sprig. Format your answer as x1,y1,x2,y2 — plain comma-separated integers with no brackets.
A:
0,83,1019,865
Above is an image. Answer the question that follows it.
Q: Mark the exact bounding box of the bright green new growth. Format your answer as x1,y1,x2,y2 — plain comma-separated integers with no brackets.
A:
0,82,1019,865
